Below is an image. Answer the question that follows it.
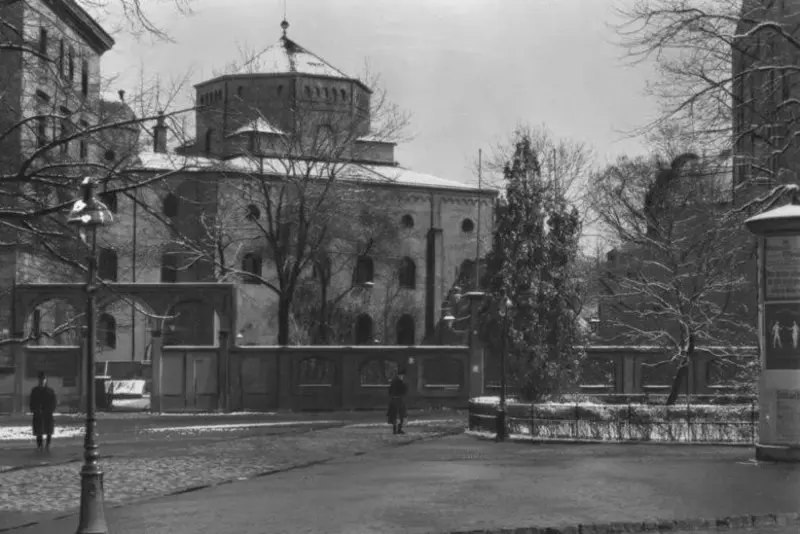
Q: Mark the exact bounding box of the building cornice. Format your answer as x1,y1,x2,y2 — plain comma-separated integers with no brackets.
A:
43,0,115,54
195,72,372,94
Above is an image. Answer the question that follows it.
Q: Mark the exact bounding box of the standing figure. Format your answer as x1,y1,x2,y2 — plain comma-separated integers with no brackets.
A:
29,372,57,452
772,320,783,348
387,367,408,435
793,321,800,350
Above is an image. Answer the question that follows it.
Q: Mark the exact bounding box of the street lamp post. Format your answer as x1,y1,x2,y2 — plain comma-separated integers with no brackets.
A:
495,289,535,442
67,177,113,534
496,296,512,442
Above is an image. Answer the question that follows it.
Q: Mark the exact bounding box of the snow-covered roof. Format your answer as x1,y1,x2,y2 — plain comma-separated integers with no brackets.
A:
746,202,800,234
100,91,123,103
132,151,496,194
229,36,350,79
227,118,286,137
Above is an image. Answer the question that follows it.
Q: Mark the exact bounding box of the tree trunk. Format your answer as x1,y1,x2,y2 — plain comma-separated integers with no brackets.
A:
666,362,689,406
277,297,292,346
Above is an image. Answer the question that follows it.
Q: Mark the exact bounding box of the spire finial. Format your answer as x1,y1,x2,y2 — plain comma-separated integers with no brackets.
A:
281,18,289,38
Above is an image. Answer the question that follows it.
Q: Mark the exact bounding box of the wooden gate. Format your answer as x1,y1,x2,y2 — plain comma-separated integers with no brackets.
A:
161,348,219,411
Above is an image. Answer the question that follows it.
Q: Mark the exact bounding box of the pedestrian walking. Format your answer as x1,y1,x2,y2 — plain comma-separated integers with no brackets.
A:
387,367,407,435
29,372,57,452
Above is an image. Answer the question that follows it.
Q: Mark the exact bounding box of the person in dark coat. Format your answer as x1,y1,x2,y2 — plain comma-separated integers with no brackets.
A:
387,367,408,435
30,372,57,451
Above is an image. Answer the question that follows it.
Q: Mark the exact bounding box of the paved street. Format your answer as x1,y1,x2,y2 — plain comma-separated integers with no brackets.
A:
0,417,462,531
0,409,442,441
4,434,799,534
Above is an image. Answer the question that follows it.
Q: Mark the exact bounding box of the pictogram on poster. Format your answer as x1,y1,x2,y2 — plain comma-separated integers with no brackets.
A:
765,303,800,369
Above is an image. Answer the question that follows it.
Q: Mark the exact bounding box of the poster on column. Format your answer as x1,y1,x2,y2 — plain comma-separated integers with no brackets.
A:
776,390,800,443
765,236,800,300
764,303,800,369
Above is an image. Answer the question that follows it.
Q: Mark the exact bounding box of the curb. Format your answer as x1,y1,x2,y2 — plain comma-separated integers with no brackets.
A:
444,512,800,534
0,426,461,532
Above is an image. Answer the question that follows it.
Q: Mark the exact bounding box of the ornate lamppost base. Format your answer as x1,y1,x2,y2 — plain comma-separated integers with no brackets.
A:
76,465,108,534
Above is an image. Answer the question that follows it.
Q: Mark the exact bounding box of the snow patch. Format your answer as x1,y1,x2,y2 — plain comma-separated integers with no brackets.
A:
0,426,84,442
143,420,342,433
347,419,459,429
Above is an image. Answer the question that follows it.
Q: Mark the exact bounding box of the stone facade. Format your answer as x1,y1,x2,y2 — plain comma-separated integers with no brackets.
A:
0,0,115,362
99,157,496,351
1,18,498,367
595,155,757,348
731,0,800,205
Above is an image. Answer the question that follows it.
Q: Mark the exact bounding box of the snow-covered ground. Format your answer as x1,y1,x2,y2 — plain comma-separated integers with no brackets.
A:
344,419,461,429
0,418,462,442
0,425,84,442
142,420,342,435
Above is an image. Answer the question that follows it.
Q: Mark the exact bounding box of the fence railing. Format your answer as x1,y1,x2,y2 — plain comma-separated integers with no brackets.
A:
468,401,758,444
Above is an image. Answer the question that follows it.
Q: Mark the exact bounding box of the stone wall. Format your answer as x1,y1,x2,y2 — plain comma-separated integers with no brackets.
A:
581,345,759,395
228,345,471,412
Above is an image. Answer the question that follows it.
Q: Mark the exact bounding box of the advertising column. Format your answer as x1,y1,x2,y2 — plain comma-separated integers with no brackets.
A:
746,204,800,462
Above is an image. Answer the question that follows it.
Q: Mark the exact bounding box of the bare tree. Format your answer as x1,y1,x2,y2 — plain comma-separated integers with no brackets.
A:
0,0,198,349
590,150,757,404
616,0,800,188
288,215,406,345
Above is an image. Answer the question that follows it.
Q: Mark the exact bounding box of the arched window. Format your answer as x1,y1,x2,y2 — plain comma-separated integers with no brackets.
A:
354,256,374,285
161,253,178,283
457,259,477,287
163,193,179,217
245,203,261,220
461,218,475,233
324,87,329,98
98,248,118,281
241,253,262,283
305,86,311,98
204,129,213,155
340,89,346,100
237,86,243,97
401,214,414,228
396,314,415,345
277,85,284,96
98,313,116,349
398,257,416,289
355,314,373,345
317,124,333,145
164,300,215,346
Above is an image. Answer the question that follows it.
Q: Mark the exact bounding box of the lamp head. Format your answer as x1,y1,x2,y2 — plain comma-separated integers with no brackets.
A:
443,312,456,328
66,177,113,228
361,281,374,289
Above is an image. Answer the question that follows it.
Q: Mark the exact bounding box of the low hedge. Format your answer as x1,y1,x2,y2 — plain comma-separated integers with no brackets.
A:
469,398,758,443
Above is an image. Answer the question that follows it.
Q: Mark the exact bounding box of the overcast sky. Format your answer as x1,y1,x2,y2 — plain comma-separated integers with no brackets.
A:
99,0,657,189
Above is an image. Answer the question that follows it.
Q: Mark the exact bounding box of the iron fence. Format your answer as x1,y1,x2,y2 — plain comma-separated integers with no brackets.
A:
468,401,758,444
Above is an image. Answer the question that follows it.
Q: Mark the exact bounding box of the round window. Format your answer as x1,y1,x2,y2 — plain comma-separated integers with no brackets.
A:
461,218,475,233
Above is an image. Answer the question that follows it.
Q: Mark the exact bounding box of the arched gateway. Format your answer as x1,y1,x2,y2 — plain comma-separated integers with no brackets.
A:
8,283,236,414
